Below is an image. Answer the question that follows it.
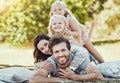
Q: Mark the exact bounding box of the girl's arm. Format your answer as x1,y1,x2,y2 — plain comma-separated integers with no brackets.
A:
88,21,97,39
84,38,104,63
69,18,81,37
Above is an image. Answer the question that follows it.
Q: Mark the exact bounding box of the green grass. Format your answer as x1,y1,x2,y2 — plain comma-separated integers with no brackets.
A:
0,43,34,66
94,41,120,62
0,42,120,66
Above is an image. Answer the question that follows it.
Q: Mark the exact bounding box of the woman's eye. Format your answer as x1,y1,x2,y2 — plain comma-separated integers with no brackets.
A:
40,47,44,51
44,42,48,46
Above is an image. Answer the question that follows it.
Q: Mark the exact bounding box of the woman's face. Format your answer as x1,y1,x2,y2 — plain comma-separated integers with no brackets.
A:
37,39,51,55
51,18,66,33
51,4,65,16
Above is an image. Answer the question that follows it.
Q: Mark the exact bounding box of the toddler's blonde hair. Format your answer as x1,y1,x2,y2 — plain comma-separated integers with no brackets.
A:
48,14,67,37
48,14,83,46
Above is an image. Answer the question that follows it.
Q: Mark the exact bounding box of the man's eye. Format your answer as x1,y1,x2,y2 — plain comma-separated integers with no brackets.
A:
55,51,59,53
61,49,66,52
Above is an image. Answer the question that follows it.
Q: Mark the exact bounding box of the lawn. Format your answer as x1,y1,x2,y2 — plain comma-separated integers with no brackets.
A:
0,42,120,66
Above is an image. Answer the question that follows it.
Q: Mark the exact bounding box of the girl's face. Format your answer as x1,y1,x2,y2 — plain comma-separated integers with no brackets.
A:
37,39,51,55
51,18,66,33
51,4,65,16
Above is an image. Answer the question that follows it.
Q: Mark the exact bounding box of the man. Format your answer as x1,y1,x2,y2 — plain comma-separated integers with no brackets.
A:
29,36,103,82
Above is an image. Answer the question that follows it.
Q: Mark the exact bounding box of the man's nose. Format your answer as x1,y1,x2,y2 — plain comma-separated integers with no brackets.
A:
58,52,64,57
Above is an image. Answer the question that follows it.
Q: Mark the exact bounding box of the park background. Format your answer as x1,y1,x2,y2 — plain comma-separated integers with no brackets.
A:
0,0,120,68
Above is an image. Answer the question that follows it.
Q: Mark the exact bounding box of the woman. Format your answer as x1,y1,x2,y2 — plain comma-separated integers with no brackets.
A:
33,34,53,70
33,34,51,63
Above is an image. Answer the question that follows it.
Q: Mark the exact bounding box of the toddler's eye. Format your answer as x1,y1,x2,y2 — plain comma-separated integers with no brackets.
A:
59,9,62,11
54,9,57,11
53,23,56,25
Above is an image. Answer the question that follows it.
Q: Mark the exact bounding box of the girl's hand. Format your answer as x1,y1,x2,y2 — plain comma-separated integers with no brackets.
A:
35,60,53,71
57,68,75,79
65,29,73,36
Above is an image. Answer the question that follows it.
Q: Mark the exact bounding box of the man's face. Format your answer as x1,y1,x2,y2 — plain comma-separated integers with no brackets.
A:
52,42,70,65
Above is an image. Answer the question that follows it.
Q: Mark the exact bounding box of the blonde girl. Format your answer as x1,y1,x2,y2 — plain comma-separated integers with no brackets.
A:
50,0,96,38
49,1,104,63
48,14,82,46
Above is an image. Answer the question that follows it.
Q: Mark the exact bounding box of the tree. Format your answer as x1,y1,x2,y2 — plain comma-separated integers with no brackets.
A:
0,0,107,44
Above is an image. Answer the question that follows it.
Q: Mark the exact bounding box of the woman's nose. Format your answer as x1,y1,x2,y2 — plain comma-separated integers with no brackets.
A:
45,48,49,53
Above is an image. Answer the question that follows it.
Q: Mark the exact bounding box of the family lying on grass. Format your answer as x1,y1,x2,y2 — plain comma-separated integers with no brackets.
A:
0,34,120,83
0,0,120,83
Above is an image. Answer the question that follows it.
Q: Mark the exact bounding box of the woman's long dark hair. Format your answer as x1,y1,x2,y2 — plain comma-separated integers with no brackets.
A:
33,34,51,63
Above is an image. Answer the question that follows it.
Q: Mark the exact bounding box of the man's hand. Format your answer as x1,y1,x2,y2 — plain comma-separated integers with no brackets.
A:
57,68,75,79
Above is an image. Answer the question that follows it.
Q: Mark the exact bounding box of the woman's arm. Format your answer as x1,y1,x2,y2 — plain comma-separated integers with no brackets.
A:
35,60,53,71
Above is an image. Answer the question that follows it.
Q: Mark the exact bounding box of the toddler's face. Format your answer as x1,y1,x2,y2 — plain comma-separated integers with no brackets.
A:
51,18,66,33
51,4,65,16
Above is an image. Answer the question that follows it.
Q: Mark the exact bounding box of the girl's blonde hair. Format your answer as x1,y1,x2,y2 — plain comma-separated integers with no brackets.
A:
50,0,66,17
50,0,84,29
48,14,67,37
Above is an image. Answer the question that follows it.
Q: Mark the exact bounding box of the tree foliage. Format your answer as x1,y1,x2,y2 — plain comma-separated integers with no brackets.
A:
0,0,110,44
92,0,120,40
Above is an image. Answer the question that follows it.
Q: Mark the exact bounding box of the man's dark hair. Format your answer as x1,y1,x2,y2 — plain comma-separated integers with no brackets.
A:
48,35,71,53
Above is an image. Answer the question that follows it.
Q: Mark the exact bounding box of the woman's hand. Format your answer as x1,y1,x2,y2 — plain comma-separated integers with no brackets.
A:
57,68,75,79
35,60,53,71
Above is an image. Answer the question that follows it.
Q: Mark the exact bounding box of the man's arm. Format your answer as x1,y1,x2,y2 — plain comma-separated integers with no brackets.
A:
69,63,104,81
58,63,103,81
29,68,65,83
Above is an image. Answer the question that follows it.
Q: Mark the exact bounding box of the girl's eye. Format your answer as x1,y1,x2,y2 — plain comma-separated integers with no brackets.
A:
59,22,62,24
